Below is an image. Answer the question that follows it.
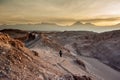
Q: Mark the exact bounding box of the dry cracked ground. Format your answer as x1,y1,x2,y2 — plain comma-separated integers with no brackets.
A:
0,29,120,80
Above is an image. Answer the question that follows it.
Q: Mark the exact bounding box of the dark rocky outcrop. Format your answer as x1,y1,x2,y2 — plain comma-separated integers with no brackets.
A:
0,29,28,42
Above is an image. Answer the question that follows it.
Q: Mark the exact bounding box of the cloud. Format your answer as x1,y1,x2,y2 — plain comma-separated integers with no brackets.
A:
0,0,120,26
77,17,120,26
80,17,120,22
0,0,8,4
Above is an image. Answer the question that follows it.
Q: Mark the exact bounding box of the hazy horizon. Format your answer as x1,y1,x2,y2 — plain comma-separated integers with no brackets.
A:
1,22,120,33
0,0,120,32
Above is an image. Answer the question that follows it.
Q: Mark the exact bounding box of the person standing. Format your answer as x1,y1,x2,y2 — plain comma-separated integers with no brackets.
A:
59,50,62,57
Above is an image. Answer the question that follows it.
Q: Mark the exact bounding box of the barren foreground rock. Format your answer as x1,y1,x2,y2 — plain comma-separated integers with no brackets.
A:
0,32,94,80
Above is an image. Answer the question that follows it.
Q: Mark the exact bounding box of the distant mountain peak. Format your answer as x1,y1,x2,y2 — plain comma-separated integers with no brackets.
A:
72,21,83,25
40,22,57,25
113,23,120,27
72,21,94,26
84,23,94,26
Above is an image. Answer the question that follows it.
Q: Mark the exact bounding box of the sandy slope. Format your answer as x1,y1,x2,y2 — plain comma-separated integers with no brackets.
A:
27,36,97,80
27,34,120,80
79,56,120,80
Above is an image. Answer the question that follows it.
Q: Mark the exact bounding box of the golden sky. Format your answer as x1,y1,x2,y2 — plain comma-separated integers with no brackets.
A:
0,0,120,26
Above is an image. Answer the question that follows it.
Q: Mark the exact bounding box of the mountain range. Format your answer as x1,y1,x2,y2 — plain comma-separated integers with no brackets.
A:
0,22,120,32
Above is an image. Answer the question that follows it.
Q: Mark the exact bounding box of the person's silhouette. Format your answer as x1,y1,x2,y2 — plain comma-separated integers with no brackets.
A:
59,50,62,57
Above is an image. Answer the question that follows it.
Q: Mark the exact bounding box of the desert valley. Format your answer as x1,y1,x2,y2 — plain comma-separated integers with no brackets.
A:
0,29,120,80
1,0,120,80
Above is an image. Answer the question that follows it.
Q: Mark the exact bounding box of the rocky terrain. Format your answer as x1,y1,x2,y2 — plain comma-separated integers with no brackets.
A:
0,29,120,80
0,29,28,42
41,30,120,72
0,31,95,80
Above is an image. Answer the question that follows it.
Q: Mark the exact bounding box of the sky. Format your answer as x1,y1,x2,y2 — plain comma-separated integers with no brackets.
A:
0,0,120,27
